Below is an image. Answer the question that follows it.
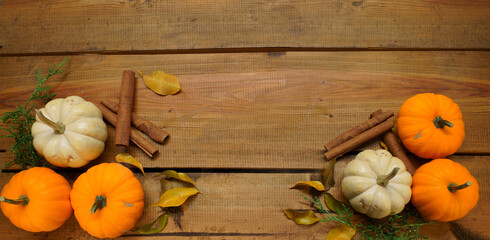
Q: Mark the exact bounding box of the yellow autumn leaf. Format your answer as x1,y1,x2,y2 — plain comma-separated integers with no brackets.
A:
152,187,199,208
284,209,321,225
325,223,357,240
290,181,325,191
157,170,197,187
134,213,168,234
115,153,146,176
138,70,181,95
324,193,352,214
322,158,336,191
380,140,389,151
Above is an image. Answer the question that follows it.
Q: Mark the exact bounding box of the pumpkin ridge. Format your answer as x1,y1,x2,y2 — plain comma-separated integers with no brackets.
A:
62,102,103,125
22,209,41,232
63,131,105,160
59,97,85,123
33,204,69,227
365,186,386,218
413,171,446,187
65,118,107,141
21,169,49,197
106,177,144,202
387,182,411,195
341,176,376,199
386,185,408,214
105,204,134,237
437,94,459,120
366,185,380,212
29,186,71,203
415,128,438,158
102,164,136,197
441,198,460,221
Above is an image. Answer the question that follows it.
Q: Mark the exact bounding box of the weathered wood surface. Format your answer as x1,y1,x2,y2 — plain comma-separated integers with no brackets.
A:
1,53,489,169
1,0,489,54
1,0,489,239
0,152,487,240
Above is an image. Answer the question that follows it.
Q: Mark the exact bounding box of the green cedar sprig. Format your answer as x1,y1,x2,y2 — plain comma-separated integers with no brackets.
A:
1,57,68,169
304,195,432,240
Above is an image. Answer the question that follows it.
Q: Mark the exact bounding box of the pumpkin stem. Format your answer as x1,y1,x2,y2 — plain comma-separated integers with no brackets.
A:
377,167,400,187
0,195,29,206
433,116,454,129
90,195,107,214
448,181,472,193
35,109,65,134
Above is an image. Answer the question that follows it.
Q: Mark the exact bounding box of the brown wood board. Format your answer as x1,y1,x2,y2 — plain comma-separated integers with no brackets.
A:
1,0,489,54
0,52,489,169
0,154,487,239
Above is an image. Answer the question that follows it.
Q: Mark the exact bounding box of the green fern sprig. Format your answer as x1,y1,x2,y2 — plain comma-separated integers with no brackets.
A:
305,195,432,240
1,58,68,169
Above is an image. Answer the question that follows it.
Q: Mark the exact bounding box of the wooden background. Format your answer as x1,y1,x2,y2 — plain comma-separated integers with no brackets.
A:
0,0,489,239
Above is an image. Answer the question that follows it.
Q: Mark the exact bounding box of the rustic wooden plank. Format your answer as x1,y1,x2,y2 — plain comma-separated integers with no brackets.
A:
0,155,487,239
1,0,489,54
0,52,488,169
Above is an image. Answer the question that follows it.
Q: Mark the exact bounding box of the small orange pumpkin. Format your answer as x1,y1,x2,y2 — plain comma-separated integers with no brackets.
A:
411,158,479,222
0,167,72,232
70,163,144,238
397,93,465,159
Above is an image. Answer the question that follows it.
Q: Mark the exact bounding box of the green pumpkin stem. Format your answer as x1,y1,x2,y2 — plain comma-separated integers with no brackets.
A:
90,195,107,214
377,167,400,187
433,116,454,129
35,109,65,134
0,195,29,206
448,181,472,193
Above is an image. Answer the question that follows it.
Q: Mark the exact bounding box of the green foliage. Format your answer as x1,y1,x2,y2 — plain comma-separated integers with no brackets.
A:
305,195,432,240
1,58,68,169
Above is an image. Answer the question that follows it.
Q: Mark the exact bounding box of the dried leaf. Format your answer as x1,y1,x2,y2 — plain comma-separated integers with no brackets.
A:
138,70,181,95
115,153,146,176
325,223,356,240
380,140,388,151
284,209,321,225
324,193,352,214
157,170,197,187
134,213,168,234
322,159,336,191
290,181,325,191
324,193,343,214
152,187,199,208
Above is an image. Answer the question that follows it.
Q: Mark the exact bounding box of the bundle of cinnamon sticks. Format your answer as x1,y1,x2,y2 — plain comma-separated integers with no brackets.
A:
324,110,415,174
95,70,169,158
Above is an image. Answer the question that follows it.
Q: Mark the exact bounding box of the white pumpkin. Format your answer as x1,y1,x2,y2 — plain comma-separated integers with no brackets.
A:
341,149,412,219
32,96,107,168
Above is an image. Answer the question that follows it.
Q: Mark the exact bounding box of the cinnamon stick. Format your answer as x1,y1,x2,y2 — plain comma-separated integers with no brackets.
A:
324,119,394,160
325,110,394,151
382,130,416,175
115,70,136,146
94,102,158,158
101,99,168,144
369,111,416,174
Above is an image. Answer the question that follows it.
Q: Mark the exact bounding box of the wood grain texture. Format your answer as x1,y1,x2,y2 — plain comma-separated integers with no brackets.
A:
0,155,487,239
0,0,489,54
0,52,488,169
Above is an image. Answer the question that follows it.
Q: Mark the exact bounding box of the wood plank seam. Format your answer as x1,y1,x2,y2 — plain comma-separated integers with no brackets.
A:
1,47,490,57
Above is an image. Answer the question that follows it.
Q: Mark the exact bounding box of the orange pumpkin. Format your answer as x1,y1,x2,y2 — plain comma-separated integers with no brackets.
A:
411,158,479,222
70,163,144,238
0,167,72,232
397,93,465,159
